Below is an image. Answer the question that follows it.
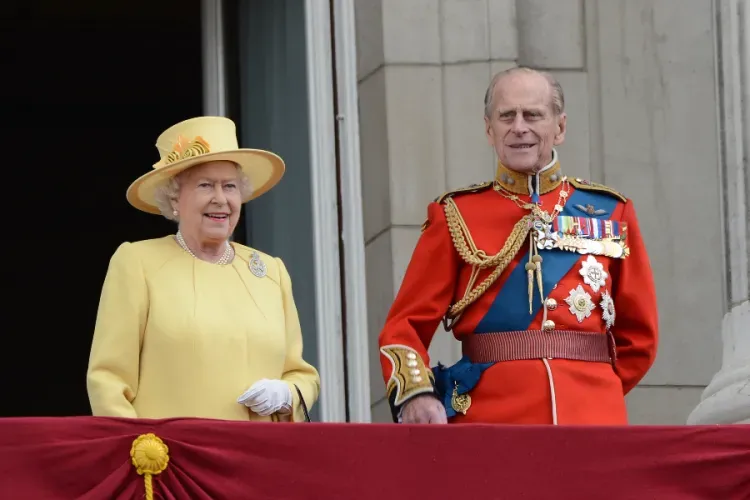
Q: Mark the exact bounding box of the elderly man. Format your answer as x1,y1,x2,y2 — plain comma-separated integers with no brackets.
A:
378,67,658,425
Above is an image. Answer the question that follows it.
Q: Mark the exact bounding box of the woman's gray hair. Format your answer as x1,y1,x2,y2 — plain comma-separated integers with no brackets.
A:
153,163,253,221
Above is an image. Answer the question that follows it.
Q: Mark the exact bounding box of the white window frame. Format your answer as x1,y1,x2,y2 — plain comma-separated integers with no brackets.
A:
305,0,371,423
201,0,371,422
201,0,227,116
331,0,371,423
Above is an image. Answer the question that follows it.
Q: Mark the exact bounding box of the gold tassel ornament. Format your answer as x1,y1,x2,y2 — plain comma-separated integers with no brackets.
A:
130,433,170,500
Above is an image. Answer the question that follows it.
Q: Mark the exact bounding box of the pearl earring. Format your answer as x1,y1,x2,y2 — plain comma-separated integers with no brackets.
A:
173,210,178,217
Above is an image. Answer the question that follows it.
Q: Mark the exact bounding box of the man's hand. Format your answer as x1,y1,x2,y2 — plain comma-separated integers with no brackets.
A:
400,394,448,424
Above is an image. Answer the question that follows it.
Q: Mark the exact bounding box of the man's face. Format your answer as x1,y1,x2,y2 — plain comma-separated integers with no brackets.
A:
484,72,566,174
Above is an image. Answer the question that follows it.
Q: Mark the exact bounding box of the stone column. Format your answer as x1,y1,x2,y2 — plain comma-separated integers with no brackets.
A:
688,0,750,425
354,0,520,422
688,302,750,424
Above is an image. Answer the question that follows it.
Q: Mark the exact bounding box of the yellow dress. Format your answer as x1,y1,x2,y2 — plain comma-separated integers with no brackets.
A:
86,235,320,422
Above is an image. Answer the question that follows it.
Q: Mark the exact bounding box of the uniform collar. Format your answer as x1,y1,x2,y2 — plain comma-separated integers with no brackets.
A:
494,149,563,196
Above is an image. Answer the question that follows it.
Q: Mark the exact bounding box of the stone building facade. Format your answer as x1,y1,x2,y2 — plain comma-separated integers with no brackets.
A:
354,0,750,424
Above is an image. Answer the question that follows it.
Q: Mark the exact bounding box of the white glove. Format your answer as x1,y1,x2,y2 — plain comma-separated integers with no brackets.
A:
237,379,292,416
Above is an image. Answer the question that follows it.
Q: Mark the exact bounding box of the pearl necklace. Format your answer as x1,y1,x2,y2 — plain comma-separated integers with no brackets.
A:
175,231,233,265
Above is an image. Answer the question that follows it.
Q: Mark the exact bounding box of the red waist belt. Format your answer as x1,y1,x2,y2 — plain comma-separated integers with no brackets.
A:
462,330,617,365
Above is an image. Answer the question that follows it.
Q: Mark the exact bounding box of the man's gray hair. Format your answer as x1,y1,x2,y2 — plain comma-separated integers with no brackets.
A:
483,67,565,118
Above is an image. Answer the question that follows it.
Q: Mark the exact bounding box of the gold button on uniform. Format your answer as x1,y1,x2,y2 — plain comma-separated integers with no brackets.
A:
545,298,557,311
542,320,555,332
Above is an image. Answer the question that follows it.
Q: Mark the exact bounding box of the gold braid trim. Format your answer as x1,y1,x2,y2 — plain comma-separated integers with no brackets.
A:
569,178,627,203
381,345,435,406
434,181,493,204
443,198,532,324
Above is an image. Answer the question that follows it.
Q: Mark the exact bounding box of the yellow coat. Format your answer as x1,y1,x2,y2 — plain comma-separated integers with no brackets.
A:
86,236,320,422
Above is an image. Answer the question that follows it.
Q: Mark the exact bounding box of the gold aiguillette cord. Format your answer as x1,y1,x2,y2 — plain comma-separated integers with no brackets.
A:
525,230,545,314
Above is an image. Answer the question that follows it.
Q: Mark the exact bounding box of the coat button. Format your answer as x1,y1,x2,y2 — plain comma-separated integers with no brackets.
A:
545,298,558,311
542,320,555,332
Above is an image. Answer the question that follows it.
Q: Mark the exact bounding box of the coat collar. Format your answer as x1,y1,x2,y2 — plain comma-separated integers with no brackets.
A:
494,149,563,195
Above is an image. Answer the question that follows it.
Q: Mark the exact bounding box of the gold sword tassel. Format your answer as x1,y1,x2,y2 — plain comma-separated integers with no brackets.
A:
526,238,535,313
526,230,546,315
533,253,544,304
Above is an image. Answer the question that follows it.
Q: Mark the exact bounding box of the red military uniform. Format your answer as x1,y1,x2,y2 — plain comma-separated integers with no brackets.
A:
378,157,658,424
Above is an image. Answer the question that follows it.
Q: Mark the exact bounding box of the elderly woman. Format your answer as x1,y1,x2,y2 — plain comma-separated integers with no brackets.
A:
86,116,320,422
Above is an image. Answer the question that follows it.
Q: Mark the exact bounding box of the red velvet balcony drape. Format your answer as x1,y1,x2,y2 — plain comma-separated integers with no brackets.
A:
0,417,748,499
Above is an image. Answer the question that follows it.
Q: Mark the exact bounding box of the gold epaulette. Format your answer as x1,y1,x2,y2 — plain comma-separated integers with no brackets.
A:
433,181,494,204
421,181,494,232
569,178,627,203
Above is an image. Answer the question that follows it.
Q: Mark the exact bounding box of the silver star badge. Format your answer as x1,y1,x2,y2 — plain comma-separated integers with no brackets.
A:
579,255,608,292
565,285,596,323
600,291,616,330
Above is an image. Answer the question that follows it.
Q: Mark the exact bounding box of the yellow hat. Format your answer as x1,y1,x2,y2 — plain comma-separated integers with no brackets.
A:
126,116,285,214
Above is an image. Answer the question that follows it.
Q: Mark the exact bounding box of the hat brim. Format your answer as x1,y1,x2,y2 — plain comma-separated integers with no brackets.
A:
126,149,285,214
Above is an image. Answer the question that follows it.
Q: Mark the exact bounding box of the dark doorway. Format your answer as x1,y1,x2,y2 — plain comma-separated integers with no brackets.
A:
1,0,203,416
